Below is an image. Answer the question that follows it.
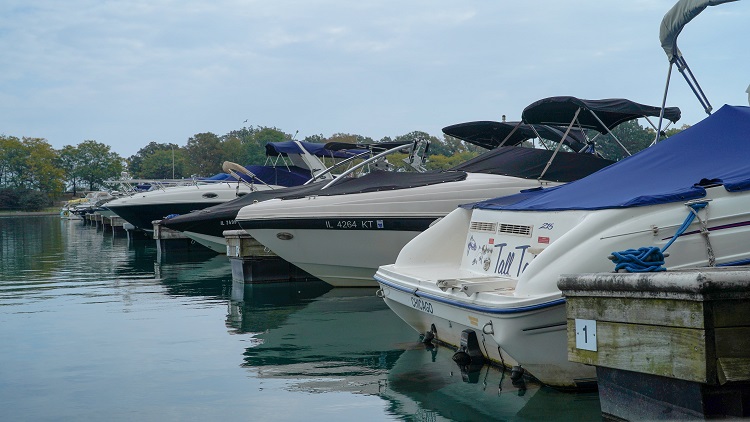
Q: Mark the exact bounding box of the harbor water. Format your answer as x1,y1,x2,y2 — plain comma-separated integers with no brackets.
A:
0,216,601,421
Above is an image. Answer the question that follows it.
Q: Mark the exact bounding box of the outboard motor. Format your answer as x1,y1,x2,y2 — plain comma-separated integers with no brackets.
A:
452,329,485,382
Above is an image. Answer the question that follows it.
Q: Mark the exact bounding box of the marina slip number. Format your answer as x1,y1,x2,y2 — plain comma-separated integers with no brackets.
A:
575,319,597,351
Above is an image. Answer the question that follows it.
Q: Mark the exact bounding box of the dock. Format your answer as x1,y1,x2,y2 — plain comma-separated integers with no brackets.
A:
559,268,750,420
224,229,317,284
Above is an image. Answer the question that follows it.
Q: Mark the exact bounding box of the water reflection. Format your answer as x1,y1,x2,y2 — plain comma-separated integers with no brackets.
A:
232,285,413,394
228,283,601,421
385,345,601,421
1,216,601,420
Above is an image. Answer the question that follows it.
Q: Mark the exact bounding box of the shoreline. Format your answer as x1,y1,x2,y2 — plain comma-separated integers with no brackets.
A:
0,210,60,217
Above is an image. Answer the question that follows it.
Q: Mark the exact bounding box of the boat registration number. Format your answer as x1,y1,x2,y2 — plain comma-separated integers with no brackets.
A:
411,297,433,314
324,219,384,229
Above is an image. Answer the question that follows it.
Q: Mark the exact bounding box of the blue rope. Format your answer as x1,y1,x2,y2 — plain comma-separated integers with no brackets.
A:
610,202,708,273
611,246,666,273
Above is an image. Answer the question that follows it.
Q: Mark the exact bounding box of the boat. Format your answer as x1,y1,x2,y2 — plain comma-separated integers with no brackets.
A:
234,98,667,287
374,0,743,389
60,191,116,220
103,140,367,232
375,104,749,389
160,140,429,252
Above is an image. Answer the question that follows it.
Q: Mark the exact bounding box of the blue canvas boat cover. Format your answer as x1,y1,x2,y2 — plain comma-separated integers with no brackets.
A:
467,105,750,211
202,165,312,186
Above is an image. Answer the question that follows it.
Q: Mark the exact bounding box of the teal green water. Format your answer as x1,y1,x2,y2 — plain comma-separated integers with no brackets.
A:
0,216,601,421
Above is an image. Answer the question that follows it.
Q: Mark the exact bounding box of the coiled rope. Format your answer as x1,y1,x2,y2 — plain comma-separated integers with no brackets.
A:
609,202,708,273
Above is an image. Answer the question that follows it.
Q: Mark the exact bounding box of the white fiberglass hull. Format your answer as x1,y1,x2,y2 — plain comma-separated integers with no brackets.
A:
105,182,267,231
237,173,554,287
181,231,226,254
375,186,750,387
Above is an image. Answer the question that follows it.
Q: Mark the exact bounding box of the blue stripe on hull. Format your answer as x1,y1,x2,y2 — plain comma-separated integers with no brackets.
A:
375,275,565,315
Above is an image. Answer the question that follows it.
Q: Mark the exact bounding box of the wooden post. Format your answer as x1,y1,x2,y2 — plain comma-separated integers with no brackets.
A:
559,268,750,420
223,229,317,284
153,220,213,259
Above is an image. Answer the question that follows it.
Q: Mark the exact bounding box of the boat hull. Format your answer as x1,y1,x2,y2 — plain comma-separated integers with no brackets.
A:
105,183,261,231
376,270,596,388
182,231,227,254
246,222,431,287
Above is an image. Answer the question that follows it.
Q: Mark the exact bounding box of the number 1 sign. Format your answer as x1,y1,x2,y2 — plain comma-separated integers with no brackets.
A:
575,319,597,351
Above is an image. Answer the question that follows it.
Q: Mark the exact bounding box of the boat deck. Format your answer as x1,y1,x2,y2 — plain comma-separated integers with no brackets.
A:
436,275,517,297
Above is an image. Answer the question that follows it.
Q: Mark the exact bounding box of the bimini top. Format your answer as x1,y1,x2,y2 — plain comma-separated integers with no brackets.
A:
467,105,750,212
265,141,370,159
660,0,737,60
442,121,589,151
323,140,413,153
522,96,681,133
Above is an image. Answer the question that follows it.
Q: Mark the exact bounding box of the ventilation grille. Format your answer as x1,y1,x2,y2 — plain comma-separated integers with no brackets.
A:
498,223,532,237
469,221,497,233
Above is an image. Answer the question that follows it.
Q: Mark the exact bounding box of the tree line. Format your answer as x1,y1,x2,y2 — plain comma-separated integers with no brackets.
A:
0,120,682,211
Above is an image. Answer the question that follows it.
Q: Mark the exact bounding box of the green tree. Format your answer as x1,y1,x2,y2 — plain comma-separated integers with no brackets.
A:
429,134,483,157
57,145,84,194
127,142,180,177
326,133,375,144
24,137,64,195
0,135,25,188
76,140,123,190
140,149,186,179
221,127,264,165
184,132,224,176
302,134,326,144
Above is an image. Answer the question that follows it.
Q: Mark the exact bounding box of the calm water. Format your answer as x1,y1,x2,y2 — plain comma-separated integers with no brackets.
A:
0,216,601,421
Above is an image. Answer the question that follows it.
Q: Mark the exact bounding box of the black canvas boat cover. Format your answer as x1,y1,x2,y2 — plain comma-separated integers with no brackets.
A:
281,170,468,199
323,140,413,153
264,141,370,159
450,146,614,183
162,181,331,228
522,96,682,133
442,121,589,152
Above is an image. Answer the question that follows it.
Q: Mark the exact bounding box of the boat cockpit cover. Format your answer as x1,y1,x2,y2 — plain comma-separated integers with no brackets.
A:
162,170,467,228
522,97,682,133
467,105,750,211
442,121,589,151
161,180,331,228
450,146,615,183
265,141,369,159
281,170,468,199
242,165,312,187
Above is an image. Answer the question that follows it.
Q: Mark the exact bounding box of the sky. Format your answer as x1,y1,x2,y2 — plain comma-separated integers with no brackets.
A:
1,0,748,158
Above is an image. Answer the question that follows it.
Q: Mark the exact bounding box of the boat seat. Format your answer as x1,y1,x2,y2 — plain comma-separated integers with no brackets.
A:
437,276,516,297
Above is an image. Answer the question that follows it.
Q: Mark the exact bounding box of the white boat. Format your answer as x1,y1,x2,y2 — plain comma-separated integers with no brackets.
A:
60,191,116,220
104,140,364,231
160,140,430,253
235,99,669,287
375,0,745,389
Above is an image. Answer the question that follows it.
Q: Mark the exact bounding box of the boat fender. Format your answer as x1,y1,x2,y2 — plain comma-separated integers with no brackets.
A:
510,365,526,389
510,365,524,381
